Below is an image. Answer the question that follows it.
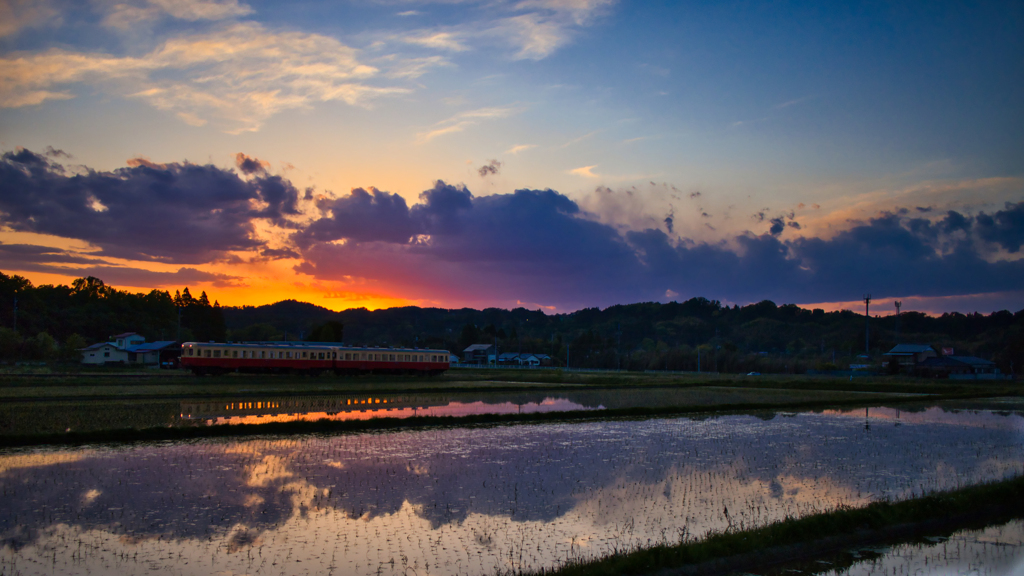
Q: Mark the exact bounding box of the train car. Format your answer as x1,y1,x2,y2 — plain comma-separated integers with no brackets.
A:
180,342,450,376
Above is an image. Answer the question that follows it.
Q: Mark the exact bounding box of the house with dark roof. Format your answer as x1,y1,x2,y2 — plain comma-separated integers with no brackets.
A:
80,334,180,367
882,344,937,367
126,341,181,367
915,355,1005,380
463,344,496,364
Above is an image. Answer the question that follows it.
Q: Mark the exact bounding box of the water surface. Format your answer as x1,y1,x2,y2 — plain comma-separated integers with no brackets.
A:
0,402,1020,575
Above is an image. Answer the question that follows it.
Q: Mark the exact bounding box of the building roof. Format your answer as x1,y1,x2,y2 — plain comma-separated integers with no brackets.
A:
463,344,494,352
126,341,178,353
919,356,966,368
947,356,996,367
79,342,121,351
884,344,935,355
498,352,540,360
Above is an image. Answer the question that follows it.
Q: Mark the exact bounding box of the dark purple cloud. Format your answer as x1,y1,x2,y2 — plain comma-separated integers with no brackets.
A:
294,182,1024,309
5,147,1022,309
0,243,110,266
478,159,502,177
0,148,300,263
296,187,418,246
976,201,1024,253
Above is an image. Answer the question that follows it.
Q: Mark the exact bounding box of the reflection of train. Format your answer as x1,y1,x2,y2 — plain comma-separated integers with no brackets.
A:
179,394,453,420
179,342,450,376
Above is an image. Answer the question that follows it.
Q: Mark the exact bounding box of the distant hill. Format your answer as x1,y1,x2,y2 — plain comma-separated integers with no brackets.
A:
2,270,1020,374
220,297,1024,375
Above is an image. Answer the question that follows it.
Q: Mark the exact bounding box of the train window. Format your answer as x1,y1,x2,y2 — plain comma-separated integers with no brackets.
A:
213,350,221,358
188,348,194,356
232,350,238,358
389,354,395,361
204,349,211,358
260,351,266,359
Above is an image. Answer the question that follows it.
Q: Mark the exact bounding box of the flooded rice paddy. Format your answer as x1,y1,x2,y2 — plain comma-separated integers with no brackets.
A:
0,402,1022,575
1,385,913,436
813,519,1024,576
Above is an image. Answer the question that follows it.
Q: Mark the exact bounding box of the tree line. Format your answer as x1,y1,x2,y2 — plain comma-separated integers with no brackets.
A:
2,271,1021,375
0,272,225,361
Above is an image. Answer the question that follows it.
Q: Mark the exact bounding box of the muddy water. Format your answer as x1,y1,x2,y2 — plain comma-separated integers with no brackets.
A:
0,404,1021,576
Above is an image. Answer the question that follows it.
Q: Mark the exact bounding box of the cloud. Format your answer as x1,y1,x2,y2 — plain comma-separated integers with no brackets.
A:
296,187,419,246
0,22,406,132
560,130,599,148
260,247,301,260
496,0,615,59
775,95,813,109
505,144,536,155
102,0,253,29
0,0,60,38
402,31,469,52
415,106,519,143
976,201,1024,253
0,242,110,266
234,152,269,175
478,159,502,177
0,147,300,263
292,181,1024,310
569,165,598,178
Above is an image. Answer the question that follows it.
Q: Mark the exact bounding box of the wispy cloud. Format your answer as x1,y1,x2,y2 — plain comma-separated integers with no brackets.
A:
0,22,408,132
402,31,469,52
0,0,60,37
394,0,616,61
505,143,536,154
775,95,814,109
102,0,253,29
569,165,598,178
415,105,520,143
560,130,599,148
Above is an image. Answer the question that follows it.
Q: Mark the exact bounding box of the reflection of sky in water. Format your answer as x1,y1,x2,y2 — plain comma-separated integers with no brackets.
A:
0,407,1022,575
815,519,1024,576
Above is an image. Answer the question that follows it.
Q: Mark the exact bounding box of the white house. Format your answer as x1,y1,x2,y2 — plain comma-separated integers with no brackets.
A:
80,333,178,366
80,342,129,365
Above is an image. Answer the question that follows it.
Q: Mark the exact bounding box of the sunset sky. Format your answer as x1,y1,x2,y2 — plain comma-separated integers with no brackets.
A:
1,0,1022,314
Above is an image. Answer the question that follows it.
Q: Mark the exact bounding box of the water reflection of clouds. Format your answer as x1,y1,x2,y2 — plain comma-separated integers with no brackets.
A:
0,408,1022,575
824,406,1024,431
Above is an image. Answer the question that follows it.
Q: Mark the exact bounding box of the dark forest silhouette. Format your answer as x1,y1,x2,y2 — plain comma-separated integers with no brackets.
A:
1,271,1021,375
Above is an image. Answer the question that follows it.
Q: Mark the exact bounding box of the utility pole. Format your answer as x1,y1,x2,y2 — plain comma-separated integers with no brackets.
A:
893,300,902,345
863,294,872,355
614,319,622,368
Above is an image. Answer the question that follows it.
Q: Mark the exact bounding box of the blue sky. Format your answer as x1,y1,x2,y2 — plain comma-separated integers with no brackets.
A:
0,0,1022,313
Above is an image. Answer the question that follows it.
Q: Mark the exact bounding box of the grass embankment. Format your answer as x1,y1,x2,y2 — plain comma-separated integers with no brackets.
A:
0,367,1018,401
526,474,1024,576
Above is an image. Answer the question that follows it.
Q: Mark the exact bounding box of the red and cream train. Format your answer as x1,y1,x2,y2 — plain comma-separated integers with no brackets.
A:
180,342,451,376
